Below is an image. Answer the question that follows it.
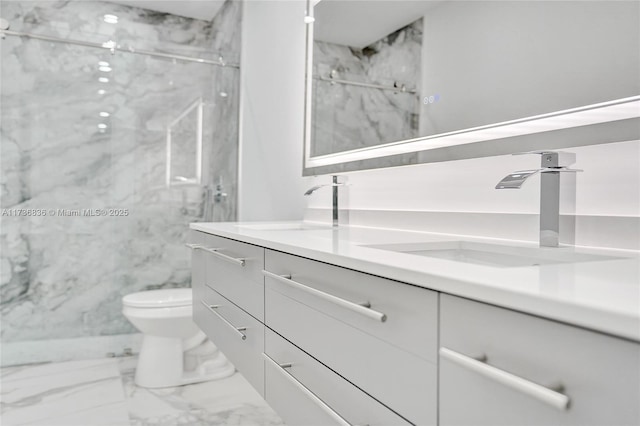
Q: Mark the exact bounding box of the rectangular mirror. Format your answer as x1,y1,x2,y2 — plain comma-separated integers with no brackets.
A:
303,0,640,175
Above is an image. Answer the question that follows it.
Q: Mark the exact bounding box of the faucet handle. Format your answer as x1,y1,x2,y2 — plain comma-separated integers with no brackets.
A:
513,150,576,168
540,167,583,173
331,175,347,185
304,175,347,196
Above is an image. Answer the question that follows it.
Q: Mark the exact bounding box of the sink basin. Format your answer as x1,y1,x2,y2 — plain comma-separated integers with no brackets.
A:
237,223,331,231
362,241,623,268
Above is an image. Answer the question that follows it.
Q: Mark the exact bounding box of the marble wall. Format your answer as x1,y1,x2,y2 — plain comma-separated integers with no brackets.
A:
0,0,241,361
311,19,422,157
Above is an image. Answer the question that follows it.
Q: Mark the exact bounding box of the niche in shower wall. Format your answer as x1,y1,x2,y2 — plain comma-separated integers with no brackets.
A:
0,0,241,365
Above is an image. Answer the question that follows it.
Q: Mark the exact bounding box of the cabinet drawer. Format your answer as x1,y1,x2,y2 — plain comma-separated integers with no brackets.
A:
265,249,438,360
200,234,264,321
440,294,640,426
264,250,438,425
265,329,412,426
194,285,265,396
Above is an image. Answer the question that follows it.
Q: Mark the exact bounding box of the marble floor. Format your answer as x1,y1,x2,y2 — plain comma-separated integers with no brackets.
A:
0,357,284,426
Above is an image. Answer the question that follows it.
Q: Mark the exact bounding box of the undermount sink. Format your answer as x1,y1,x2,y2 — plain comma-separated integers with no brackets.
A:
237,223,331,231
362,240,623,268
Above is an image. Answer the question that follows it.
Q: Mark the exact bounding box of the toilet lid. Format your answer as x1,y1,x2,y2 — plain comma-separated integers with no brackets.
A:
122,288,192,308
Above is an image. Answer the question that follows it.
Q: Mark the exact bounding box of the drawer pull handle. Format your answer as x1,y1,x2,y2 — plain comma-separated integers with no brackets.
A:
440,347,570,411
263,353,356,426
262,270,387,323
186,244,246,266
200,301,247,340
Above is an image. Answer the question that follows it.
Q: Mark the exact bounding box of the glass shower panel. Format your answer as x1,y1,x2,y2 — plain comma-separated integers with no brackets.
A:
97,50,214,335
205,65,240,222
0,30,239,362
0,40,127,345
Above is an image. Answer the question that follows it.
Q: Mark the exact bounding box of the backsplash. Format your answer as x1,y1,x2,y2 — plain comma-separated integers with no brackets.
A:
305,139,640,251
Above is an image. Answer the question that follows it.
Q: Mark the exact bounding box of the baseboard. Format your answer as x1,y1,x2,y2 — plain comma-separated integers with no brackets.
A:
1,333,143,367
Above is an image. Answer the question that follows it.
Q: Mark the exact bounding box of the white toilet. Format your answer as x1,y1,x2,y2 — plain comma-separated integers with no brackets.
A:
122,288,235,388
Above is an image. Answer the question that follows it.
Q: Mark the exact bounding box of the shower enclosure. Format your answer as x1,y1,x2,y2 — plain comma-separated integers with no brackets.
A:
0,0,240,365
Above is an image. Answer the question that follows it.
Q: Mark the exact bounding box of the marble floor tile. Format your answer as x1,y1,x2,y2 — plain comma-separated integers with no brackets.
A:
17,401,131,426
2,358,121,391
1,358,129,426
1,357,284,426
120,359,283,426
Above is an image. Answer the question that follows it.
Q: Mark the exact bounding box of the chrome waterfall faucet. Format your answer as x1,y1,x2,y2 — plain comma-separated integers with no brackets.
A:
304,175,346,227
495,151,582,247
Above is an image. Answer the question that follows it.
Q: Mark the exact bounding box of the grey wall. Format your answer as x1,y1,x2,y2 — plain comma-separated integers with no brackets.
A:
238,0,309,222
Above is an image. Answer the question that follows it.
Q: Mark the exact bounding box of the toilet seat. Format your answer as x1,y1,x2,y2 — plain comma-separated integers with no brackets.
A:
123,288,192,308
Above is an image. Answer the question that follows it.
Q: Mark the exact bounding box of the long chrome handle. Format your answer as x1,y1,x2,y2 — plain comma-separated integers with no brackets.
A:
262,270,387,323
440,347,570,411
263,353,353,426
200,300,247,340
201,247,246,266
185,243,246,266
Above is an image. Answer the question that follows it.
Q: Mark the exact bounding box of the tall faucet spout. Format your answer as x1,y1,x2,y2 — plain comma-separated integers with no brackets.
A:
539,170,561,247
304,175,345,227
495,151,581,247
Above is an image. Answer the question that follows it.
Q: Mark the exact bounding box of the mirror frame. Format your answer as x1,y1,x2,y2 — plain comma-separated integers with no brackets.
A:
302,1,640,176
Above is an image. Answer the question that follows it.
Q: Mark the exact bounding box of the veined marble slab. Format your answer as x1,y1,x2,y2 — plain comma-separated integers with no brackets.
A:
1,358,129,426
121,359,283,426
0,357,284,426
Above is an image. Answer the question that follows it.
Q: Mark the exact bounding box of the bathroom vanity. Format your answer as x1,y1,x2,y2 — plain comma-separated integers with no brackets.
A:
188,222,640,426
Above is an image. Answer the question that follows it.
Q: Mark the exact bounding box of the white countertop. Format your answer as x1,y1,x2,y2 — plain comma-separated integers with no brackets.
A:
190,221,640,342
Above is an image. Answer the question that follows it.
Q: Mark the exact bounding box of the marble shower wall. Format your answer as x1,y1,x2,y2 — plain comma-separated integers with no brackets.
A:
0,0,241,355
311,19,422,157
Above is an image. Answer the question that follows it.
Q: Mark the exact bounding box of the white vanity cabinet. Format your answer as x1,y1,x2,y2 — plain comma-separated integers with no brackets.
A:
196,284,265,394
264,328,413,426
264,249,438,425
190,231,436,424
200,233,265,321
439,294,640,426
189,226,640,426
189,231,266,395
